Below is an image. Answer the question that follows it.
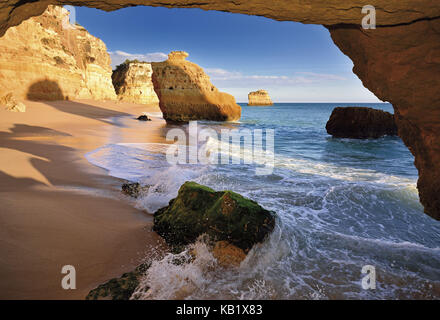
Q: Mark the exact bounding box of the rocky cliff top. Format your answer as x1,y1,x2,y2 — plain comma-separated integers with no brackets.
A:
250,90,269,95
168,51,189,62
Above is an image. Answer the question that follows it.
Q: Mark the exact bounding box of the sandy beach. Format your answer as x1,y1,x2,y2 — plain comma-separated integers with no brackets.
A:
0,99,168,299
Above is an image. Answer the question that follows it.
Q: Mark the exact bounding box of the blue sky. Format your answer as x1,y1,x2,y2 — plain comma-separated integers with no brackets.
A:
73,6,381,103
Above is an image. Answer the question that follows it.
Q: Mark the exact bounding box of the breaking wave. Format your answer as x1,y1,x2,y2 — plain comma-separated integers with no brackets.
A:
85,103,440,299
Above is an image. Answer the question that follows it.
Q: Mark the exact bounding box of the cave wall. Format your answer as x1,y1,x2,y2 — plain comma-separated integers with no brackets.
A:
329,20,440,220
0,0,438,219
1,0,440,37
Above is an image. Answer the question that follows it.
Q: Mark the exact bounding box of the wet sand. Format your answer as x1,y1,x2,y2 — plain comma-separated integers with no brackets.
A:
0,99,168,299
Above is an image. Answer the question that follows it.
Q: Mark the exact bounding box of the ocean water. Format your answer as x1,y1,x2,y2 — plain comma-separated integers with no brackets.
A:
86,103,440,299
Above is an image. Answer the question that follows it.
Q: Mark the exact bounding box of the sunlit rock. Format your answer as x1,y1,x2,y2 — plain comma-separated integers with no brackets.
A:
151,51,241,122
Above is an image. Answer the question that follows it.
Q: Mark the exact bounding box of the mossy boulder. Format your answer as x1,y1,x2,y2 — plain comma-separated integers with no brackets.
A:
85,263,149,300
153,182,276,252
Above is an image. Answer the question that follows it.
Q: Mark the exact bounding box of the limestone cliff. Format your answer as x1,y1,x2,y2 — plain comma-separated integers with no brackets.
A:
112,61,159,105
248,90,273,106
0,5,116,101
151,51,241,122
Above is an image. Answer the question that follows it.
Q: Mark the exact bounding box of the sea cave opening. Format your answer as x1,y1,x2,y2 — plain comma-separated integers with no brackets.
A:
0,3,439,300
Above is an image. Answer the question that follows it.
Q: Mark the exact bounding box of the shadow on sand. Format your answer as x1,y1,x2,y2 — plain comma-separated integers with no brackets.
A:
26,79,131,126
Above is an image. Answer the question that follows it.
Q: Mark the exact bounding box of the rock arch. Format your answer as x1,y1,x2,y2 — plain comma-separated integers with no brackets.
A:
0,1,438,220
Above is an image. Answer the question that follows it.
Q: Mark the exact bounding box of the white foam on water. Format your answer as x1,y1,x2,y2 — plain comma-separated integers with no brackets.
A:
131,240,218,300
205,134,417,186
85,140,440,299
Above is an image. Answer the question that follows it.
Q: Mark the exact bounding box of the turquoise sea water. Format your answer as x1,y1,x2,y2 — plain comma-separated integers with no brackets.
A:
86,103,440,299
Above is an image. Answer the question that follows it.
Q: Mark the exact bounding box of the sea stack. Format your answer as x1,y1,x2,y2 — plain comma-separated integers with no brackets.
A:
151,51,241,122
248,90,273,106
0,6,116,101
112,61,159,105
326,106,398,139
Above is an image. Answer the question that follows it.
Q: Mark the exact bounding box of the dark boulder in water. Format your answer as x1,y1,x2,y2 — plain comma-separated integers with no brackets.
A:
326,107,398,139
153,181,276,252
137,114,151,121
86,263,149,300
121,182,150,198
122,182,141,198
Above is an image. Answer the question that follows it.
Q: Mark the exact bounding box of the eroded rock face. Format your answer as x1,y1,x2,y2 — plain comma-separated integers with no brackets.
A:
326,107,397,139
329,20,440,220
112,62,159,105
151,51,241,122
1,1,439,38
248,90,273,106
153,181,276,252
0,5,116,101
1,93,26,112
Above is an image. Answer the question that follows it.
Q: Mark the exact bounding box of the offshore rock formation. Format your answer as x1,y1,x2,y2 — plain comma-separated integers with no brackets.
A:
151,51,241,122
112,61,159,105
0,2,438,219
0,6,116,101
326,107,397,139
153,181,276,252
248,90,273,106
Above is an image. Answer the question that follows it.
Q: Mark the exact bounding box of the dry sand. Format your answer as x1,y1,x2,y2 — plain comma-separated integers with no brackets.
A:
0,99,169,299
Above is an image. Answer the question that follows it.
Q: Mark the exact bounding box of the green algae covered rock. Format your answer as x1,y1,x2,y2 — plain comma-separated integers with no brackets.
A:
153,182,276,252
85,263,149,300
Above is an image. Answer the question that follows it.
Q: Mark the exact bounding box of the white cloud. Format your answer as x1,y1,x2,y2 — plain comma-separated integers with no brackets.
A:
109,50,167,69
204,68,381,103
295,72,347,81
205,68,347,87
